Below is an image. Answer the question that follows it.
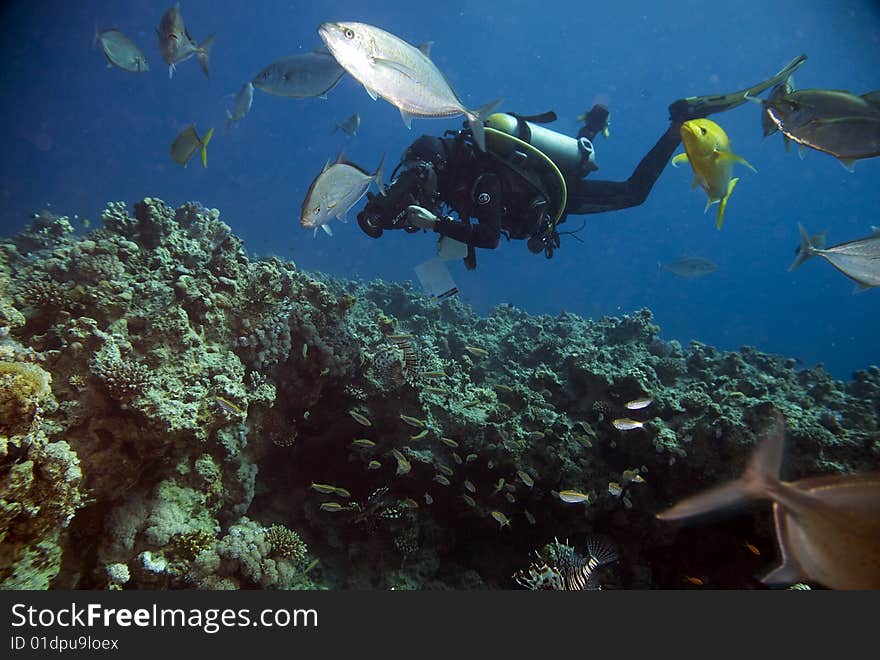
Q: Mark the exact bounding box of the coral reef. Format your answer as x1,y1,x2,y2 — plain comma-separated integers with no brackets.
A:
0,198,877,590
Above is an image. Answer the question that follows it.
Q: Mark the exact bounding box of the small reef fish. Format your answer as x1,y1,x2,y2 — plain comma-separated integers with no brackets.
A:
410,429,429,441
625,397,654,410
684,576,705,586
333,112,360,136
433,474,451,486
399,414,425,428
170,124,213,168
524,510,536,525
464,345,490,358
440,437,459,448
494,384,514,393
490,511,511,528
745,542,761,556
424,386,447,395
348,409,372,426
451,453,463,465
504,493,516,504
437,464,454,477
517,470,534,488
226,82,254,130
466,453,478,463
464,479,476,493
317,21,500,151
252,50,345,99
391,449,411,476
462,494,477,507
558,490,591,504
424,493,433,505
612,418,645,431
94,28,149,73
310,483,350,498
656,414,880,589
622,469,646,484
156,3,215,79
527,431,545,441
789,223,880,289
672,118,756,230
399,498,419,509
367,460,381,470
213,396,243,415
492,478,506,495
301,152,385,237
351,438,376,448
608,482,623,497
761,88,880,169
319,502,345,512
659,256,717,279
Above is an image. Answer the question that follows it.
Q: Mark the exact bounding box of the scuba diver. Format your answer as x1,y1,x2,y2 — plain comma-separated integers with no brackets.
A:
356,55,807,269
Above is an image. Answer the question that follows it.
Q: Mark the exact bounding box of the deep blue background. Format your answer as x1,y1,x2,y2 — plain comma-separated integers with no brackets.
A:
1,0,878,378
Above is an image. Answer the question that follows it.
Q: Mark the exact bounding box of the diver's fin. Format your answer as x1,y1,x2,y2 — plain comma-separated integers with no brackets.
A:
668,54,807,121
466,98,503,152
789,223,818,271
671,153,689,167
197,33,216,79
716,177,739,230
200,128,214,168
717,150,757,173
399,107,413,129
372,152,386,196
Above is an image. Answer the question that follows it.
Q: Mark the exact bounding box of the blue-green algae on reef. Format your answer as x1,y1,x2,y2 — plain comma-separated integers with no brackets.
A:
0,198,877,590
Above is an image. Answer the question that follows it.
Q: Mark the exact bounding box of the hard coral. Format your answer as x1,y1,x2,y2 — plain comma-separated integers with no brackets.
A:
0,361,52,435
265,524,307,562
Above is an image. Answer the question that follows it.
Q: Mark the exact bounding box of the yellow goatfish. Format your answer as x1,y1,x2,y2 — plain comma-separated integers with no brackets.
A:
672,118,756,230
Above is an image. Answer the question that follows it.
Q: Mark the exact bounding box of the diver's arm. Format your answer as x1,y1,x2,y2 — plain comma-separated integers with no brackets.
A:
433,173,502,249
566,124,681,215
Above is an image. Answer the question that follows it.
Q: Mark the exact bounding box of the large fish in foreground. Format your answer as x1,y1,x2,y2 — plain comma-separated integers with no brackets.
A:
301,153,385,237
762,88,880,169
252,50,345,99
317,21,500,152
657,415,880,589
789,223,880,288
672,118,756,230
156,3,215,79
761,76,794,152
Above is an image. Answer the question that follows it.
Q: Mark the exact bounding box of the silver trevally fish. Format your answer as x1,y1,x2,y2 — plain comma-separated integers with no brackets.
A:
156,3,215,79
657,414,880,589
660,256,718,278
789,223,880,289
94,28,149,73
318,21,500,151
226,82,254,130
252,50,345,99
301,153,385,237
333,112,360,136
171,124,214,168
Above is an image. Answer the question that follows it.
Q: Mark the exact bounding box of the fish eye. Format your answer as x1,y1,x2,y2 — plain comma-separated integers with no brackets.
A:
700,126,707,135
344,28,355,39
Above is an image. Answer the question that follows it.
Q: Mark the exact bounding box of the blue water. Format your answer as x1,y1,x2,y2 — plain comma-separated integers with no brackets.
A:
1,0,878,378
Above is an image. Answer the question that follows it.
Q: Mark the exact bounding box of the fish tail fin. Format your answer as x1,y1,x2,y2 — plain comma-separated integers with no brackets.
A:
225,109,234,131
466,98,503,152
93,23,100,48
197,33,216,78
373,152,386,196
200,127,214,168
788,222,819,271
657,414,785,522
716,177,739,230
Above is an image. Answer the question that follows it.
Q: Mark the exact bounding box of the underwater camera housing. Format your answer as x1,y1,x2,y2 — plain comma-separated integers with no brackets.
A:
358,161,441,238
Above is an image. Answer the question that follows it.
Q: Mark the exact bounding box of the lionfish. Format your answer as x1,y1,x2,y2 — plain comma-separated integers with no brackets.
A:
514,537,618,590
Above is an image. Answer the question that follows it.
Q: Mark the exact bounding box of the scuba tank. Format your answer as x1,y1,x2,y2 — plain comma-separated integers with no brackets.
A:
484,113,598,179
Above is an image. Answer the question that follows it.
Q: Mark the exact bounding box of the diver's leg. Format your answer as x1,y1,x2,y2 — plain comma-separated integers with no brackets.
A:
668,53,807,122
566,124,681,214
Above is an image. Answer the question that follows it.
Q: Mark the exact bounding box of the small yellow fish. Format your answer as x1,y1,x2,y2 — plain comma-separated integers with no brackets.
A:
494,383,514,393
170,124,214,167
466,453,478,463
504,492,516,504
558,490,591,504
516,470,534,488
332,487,351,498
433,474,451,486
410,429,429,441
399,498,419,509
524,509,536,525
385,334,413,341
349,410,372,427
608,482,623,497
625,397,653,410
214,396,243,415
612,418,645,431
464,479,477,493
400,414,425,428
437,464,454,477
744,542,761,556
464,345,490,358
391,449,411,476
424,386,447,395
451,452,463,465
490,511,511,528
311,482,339,495
367,460,382,470
351,438,376,448
672,118,756,230
440,437,459,448
462,494,477,507
684,576,705,586
319,502,345,512
622,469,646,484
492,478,506,494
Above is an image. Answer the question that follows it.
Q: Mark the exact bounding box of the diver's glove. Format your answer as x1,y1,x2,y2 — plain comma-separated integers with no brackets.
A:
405,205,438,229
